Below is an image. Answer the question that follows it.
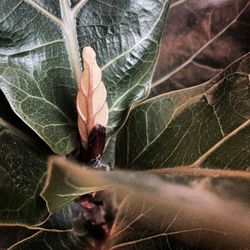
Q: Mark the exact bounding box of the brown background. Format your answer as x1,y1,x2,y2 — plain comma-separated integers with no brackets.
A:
152,0,250,96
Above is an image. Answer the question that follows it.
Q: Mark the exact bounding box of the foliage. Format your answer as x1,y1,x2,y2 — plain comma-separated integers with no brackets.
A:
0,0,249,249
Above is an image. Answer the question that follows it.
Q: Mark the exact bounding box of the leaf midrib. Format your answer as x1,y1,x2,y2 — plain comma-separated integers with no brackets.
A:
23,0,170,95
192,119,250,166
24,0,82,87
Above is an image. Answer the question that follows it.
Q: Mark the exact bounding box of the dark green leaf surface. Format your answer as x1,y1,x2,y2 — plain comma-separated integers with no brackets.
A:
0,226,36,249
42,157,250,250
0,0,170,154
116,53,250,170
101,135,117,169
9,231,84,250
40,204,74,230
0,119,48,226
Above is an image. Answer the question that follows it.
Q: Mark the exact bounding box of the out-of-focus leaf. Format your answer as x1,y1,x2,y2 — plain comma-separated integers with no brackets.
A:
106,177,250,250
41,160,106,213
0,118,48,226
9,199,106,250
0,0,171,154
115,53,250,170
42,157,250,250
152,0,250,94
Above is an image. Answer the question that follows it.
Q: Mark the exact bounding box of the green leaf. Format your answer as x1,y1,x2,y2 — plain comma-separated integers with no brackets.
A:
0,118,48,226
101,135,117,169
0,0,171,154
0,226,36,249
40,204,74,231
42,157,250,249
41,159,107,213
9,230,85,250
116,53,250,170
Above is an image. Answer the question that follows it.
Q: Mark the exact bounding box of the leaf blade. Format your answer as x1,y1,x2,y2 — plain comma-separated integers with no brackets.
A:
115,53,250,170
43,157,250,249
0,118,48,226
0,0,171,154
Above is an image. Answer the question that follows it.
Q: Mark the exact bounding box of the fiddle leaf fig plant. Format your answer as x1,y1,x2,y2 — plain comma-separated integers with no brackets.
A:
0,0,169,154
0,0,249,249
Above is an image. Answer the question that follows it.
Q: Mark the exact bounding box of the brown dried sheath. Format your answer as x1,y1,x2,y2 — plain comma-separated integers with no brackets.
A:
87,124,106,167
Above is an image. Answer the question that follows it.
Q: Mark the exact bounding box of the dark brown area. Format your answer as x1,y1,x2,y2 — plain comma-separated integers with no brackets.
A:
151,0,250,95
0,226,35,249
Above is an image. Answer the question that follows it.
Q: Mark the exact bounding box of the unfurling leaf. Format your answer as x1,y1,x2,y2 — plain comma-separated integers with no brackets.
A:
77,47,108,162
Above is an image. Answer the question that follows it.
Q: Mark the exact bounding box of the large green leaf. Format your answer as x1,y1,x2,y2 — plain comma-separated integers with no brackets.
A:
9,231,85,250
41,162,106,213
0,226,36,249
40,157,250,249
0,118,48,226
115,53,250,170
0,0,170,154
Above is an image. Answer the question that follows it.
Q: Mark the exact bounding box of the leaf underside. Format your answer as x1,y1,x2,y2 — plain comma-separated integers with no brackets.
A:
115,53,250,170
41,159,106,213
33,157,250,250
0,0,171,154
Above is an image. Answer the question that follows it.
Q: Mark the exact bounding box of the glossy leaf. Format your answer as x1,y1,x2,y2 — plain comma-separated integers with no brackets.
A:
0,118,48,226
0,0,171,154
152,0,250,94
116,53,250,170
42,157,250,249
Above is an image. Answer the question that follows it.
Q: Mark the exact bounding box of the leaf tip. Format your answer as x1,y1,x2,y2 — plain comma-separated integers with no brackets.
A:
82,46,96,64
